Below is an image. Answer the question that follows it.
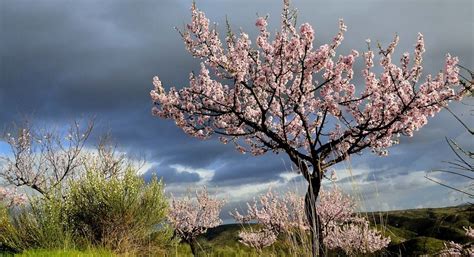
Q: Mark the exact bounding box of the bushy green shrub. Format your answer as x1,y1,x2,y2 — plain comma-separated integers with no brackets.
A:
0,203,20,253
65,168,172,254
0,168,172,255
0,192,74,252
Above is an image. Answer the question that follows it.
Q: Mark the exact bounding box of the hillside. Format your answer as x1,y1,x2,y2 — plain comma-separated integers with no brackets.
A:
369,205,473,256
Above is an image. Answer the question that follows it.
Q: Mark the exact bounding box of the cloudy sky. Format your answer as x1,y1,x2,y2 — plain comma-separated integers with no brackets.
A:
1,0,472,219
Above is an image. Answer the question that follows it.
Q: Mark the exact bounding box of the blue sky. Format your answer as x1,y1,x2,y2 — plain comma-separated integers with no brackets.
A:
1,0,472,218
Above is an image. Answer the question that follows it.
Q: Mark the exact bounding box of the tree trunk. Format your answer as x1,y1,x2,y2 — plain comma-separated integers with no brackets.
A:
305,175,324,257
188,239,197,257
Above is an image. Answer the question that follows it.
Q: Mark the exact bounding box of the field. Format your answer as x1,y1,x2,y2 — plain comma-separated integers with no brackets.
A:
1,205,471,256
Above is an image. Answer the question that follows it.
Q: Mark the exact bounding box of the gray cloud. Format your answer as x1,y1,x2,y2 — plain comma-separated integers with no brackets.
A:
143,165,201,184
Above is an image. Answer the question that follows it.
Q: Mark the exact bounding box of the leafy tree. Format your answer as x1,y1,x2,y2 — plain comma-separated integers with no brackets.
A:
66,168,171,254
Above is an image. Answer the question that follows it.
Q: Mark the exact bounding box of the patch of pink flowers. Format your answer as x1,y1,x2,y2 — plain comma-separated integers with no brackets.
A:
232,187,390,254
167,187,226,244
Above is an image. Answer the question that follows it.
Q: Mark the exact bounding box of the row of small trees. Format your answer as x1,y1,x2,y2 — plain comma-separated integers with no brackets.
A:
167,186,391,256
0,118,391,255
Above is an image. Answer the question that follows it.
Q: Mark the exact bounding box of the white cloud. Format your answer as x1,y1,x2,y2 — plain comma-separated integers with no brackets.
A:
171,164,215,184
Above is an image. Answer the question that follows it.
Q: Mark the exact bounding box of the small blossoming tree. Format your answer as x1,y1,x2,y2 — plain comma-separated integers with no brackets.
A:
167,187,225,256
231,190,307,251
318,188,390,255
150,1,467,255
231,187,390,254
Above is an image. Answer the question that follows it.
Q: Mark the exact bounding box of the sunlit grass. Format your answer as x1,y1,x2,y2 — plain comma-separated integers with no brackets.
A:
10,248,114,257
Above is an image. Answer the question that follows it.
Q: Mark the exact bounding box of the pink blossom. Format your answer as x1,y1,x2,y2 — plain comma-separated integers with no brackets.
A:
255,17,267,30
237,230,278,251
438,226,474,256
300,23,314,43
167,187,226,244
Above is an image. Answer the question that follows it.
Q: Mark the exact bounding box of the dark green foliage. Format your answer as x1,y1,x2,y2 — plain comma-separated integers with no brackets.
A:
387,237,446,256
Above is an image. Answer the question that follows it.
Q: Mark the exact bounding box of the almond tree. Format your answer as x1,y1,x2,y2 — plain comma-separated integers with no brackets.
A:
0,120,93,195
167,187,225,256
232,187,390,254
0,120,127,196
318,187,390,255
150,1,467,255
231,190,307,251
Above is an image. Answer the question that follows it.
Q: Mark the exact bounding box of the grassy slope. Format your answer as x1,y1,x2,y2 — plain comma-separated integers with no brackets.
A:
369,205,473,255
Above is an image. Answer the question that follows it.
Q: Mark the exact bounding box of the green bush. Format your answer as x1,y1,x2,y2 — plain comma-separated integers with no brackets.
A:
0,203,21,253
0,168,172,255
0,193,74,252
65,168,172,254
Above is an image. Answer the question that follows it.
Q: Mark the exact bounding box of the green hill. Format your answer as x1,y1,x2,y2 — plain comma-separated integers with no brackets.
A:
368,204,473,256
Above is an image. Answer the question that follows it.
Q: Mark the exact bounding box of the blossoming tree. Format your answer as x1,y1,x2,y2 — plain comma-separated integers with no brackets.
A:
231,190,307,251
0,120,128,196
150,1,467,255
231,187,390,254
167,187,225,256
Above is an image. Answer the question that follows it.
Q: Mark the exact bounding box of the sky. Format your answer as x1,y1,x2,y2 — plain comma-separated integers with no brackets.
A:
1,0,473,220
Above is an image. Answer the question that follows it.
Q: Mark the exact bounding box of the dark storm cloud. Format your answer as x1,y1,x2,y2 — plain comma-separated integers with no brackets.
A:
143,165,201,184
1,0,472,210
0,0,193,121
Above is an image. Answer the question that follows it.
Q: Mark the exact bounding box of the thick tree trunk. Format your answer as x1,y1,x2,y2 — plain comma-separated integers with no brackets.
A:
305,174,324,257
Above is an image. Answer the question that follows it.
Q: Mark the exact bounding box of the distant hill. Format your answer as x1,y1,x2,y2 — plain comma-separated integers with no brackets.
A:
366,205,473,256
